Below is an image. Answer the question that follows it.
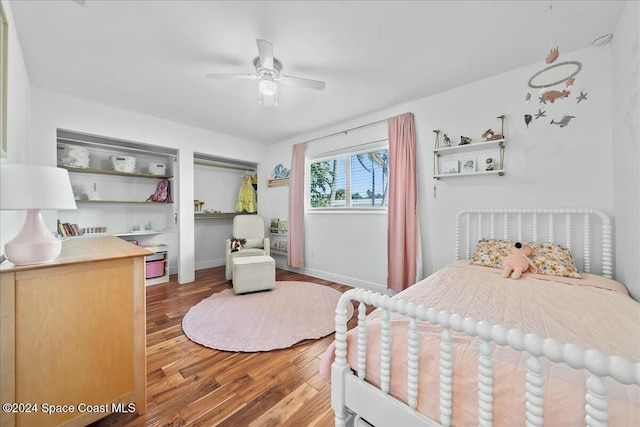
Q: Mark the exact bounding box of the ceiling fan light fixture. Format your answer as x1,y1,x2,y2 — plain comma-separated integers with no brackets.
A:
206,39,325,107
259,79,277,96
258,80,278,107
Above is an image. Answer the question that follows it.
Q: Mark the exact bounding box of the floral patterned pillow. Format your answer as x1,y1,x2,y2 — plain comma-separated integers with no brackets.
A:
529,242,581,278
471,239,581,278
471,239,512,268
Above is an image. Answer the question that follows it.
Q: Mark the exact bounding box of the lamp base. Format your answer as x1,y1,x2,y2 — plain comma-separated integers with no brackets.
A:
4,209,62,265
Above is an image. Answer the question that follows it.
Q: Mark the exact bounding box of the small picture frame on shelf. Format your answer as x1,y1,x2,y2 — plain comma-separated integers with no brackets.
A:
480,155,499,171
461,157,476,174
442,160,459,175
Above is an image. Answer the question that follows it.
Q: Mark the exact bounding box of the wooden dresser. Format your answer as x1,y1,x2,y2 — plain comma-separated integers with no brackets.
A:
0,236,151,427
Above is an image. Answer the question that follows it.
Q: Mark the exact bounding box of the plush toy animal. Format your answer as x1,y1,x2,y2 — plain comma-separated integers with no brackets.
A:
501,242,537,279
230,237,246,252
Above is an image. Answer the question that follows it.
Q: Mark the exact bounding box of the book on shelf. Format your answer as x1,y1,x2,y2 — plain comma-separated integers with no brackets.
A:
57,220,66,236
57,220,83,236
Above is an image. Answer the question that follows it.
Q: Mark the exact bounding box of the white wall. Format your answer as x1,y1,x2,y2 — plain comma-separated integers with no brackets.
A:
263,44,618,293
611,0,640,300
0,0,31,252
29,88,266,283
193,164,254,270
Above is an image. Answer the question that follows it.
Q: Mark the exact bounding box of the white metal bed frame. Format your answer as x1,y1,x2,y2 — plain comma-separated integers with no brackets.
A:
331,208,638,427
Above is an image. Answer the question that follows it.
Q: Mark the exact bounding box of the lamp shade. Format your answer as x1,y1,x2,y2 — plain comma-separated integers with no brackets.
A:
1,164,77,265
0,164,77,210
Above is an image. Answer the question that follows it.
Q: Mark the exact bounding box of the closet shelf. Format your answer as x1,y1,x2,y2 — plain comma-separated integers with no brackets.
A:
75,200,173,205
61,166,173,180
194,212,256,220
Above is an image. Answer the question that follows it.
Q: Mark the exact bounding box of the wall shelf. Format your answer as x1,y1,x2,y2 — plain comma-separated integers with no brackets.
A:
434,170,505,179
433,118,506,180
269,228,288,255
433,139,505,155
268,178,289,187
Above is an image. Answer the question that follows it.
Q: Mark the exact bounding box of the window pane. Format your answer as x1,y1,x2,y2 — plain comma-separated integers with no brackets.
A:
309,158,346,207
350,149,389,207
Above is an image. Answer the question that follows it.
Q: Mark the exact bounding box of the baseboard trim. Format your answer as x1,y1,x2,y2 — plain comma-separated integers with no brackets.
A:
276,263,388,294
183,259,389,295
194,259,225,271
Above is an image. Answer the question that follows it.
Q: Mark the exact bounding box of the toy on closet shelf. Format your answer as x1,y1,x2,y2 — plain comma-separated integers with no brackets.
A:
194,200,205,212
501,242,537,279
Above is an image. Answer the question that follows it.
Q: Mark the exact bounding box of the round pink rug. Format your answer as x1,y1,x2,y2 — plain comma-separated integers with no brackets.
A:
182,281,354,352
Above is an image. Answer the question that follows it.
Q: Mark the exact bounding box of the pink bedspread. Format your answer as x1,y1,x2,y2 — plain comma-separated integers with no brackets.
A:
320,261,640,426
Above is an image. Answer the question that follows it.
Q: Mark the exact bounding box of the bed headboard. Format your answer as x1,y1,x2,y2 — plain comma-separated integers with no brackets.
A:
455,208,613,278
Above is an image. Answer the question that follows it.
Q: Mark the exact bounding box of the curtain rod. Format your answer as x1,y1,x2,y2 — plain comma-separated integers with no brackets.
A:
301,118,388,145
319,138,389,156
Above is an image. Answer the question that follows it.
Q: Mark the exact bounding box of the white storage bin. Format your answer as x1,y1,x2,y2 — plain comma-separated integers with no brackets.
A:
57,143,90,168
148,163,166,175
110,155,136,173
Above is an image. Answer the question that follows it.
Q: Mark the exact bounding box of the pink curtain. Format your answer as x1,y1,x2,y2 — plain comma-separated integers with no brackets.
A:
387,113,417,292
287,142,306,268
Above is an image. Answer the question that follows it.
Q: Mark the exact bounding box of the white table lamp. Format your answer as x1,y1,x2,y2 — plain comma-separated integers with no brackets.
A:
1,164,77,265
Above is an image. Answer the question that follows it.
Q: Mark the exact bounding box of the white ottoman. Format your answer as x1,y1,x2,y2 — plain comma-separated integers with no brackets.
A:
232,255,275,294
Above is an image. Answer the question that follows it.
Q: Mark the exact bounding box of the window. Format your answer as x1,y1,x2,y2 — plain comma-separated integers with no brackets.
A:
308,148,389,209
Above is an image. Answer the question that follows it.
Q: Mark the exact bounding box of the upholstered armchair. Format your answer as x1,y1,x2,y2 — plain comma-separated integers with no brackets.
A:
225,215,270,280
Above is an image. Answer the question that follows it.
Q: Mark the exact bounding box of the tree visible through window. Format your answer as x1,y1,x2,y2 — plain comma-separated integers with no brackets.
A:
309,148,389,208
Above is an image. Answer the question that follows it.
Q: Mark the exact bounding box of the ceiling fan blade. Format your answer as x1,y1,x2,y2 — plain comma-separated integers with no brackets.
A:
280,75,326,91
205,73,257,80
257,39,274,70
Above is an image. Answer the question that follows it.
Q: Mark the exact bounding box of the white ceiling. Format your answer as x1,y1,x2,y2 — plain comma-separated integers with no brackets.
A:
10,0,625,144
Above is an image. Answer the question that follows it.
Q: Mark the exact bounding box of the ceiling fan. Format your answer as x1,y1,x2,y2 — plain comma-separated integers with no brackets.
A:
205,39,326,107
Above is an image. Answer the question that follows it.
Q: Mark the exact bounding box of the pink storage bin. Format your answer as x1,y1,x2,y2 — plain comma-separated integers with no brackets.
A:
146,260,166,279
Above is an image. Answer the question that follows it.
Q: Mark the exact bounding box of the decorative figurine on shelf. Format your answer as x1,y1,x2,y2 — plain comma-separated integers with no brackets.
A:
88,182,101,201
459,136,472,145
481,129,504,141
485,158,497,171
271,164,291,179
442,133,451,147
194,200,205,212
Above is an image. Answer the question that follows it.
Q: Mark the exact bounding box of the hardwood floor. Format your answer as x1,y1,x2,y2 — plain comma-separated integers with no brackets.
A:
90,266,360,427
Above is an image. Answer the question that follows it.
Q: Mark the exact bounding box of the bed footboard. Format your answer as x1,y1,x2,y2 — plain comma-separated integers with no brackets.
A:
331,288,640,427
